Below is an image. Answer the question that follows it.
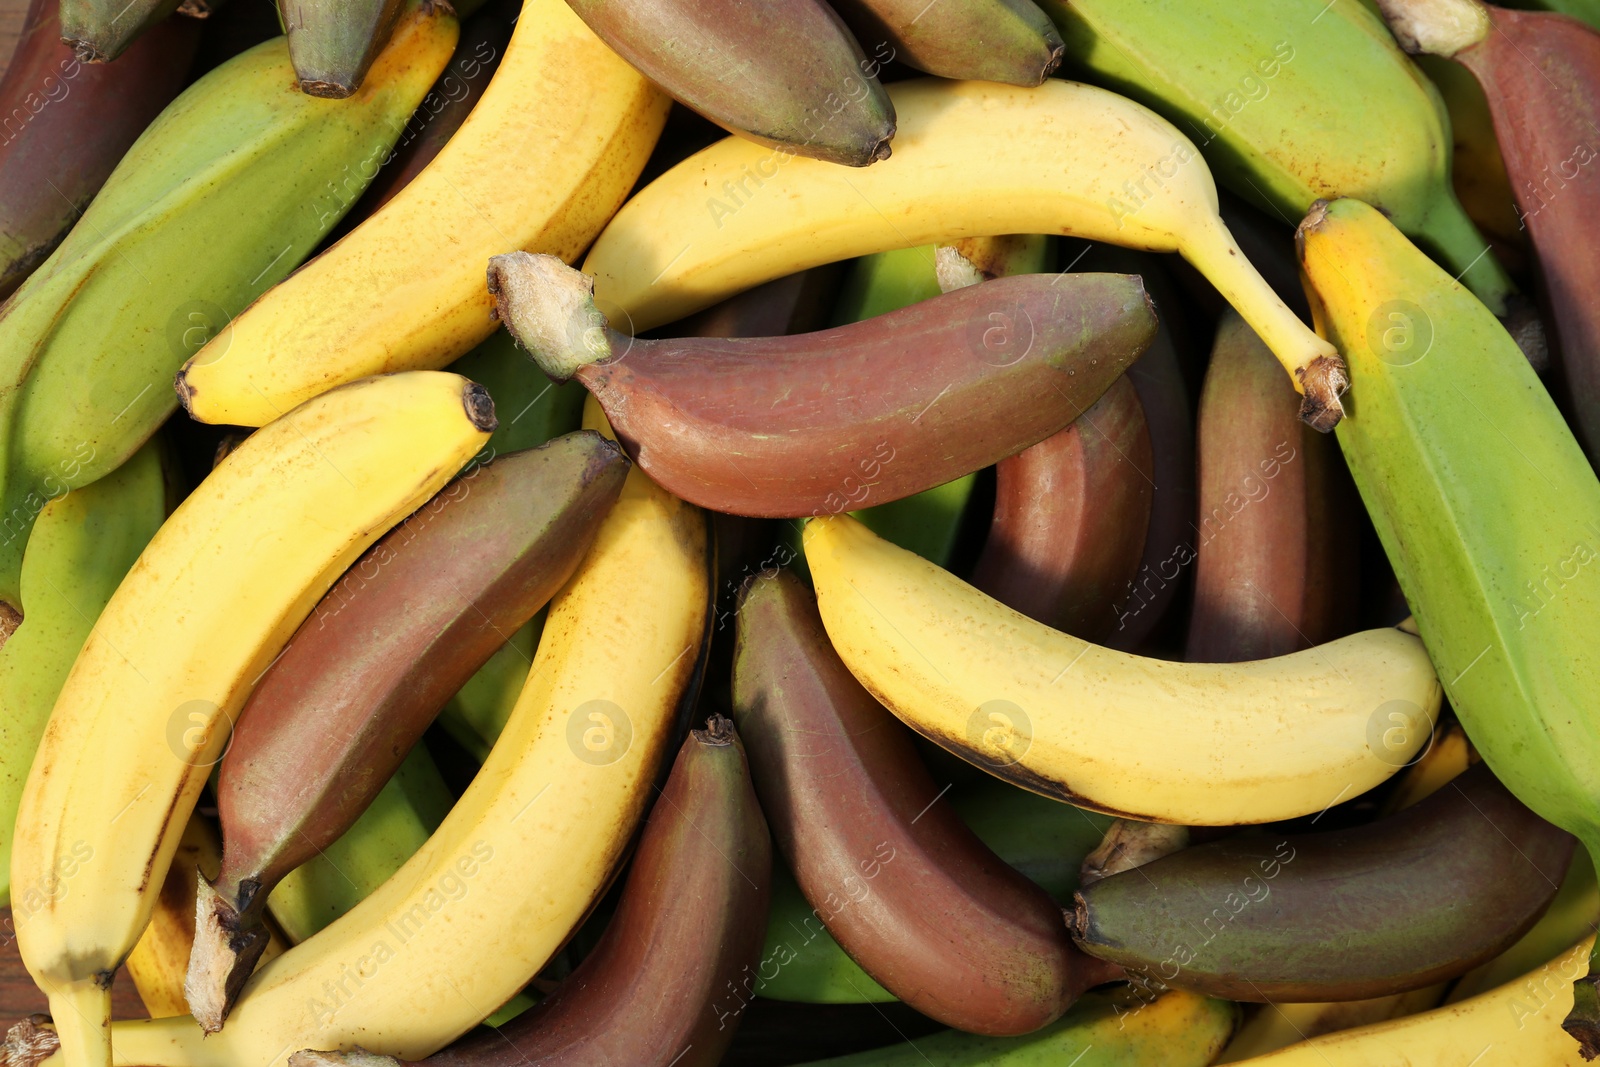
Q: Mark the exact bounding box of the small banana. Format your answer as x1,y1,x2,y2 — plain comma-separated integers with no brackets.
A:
802,513,1442,825
176,0,671,429
580,78,1351,429
8,372,493,1067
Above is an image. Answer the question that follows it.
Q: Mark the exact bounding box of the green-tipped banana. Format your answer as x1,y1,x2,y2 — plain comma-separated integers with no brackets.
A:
1037,0,1519,315
282,0,406,96
0,440,167,907
0,2,455,614
1297,196,1600,1054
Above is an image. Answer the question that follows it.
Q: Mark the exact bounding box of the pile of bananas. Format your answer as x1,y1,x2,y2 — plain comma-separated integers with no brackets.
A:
1,0,1599,1063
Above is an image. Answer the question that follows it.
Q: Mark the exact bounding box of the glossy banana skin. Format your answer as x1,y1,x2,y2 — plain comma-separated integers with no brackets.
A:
1441,7,1600,460
491,259,1158,519
294,717,770,1067
973,375,1152,641
827,0,1064,86
282,0,404,96
731,570,1121,1036
58,0,182,61
563,0,894,166
1072,763,1573,1001
0,4,454,613
196,433,628,1026
1186,310,1354,661
0,0,197,297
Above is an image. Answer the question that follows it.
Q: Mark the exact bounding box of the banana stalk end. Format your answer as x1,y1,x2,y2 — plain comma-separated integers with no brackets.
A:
487,253,613,381
1563,975,1600,1059
185,874,272,1034
1,1017,59,1067
1374,0,1491,57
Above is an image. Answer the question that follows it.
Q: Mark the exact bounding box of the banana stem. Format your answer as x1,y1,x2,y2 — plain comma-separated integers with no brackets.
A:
1412,192,1515,316
1180,213,1348,431
1563,836,1600,1054
45,983,110,1067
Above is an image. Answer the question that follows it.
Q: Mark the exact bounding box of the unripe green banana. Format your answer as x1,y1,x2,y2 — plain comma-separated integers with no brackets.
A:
1296,197,1600,1052
1036,0,1519,316
0,439,167,907
0,1,455,613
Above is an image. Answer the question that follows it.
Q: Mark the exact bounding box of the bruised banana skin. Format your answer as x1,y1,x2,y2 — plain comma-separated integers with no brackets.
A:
731,571,1121,1035
188,433,628,1031
177,0,671,429
1072,763,1573,1001
827,0,1064,86
1186,310,1355,662
1295,197,1600,1051
0,0,198,298
8,373,493,1067
17,408,710,1067
1034,0,1518,315
802,514,1442,825
564,0,894,166
1378,0,1600,463
489,252,1156,518
291,717,771,1067
281,0,406,97
0,3,454,612
580,78,1350,430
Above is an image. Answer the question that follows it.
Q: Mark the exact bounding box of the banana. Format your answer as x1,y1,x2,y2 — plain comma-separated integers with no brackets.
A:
1227,935,1594,1065
189,432,629,1029
579,78,1351,430
282,0,405,97
1505,0,1600,30
12,398,709,1067
1186,310,1356,661
1449,845,1599,1002
666,265,844,341
1418,54,1524,256
176,0,670,429
1295,197,1600,1051
125,814,289,1020
780,989,1237,1067
1378,718,1474,816
565,0,894,166
58,0,181,61
0,0,198,298
290,715,771,1067
489,252,1156,517
827,0,1064,86
1072,762,1574,1001
1376,0,1600,462
0,440,166,906
1034,0,1518,317
0,3,455,612
732,570,1121,1034
802,513,1442,825
8,372,492,1067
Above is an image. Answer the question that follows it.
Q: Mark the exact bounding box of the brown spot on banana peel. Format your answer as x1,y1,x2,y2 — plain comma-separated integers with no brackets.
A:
731,571,1114,1035
1071,762,1575,1002
492,253,1159,517
292,716,771,1067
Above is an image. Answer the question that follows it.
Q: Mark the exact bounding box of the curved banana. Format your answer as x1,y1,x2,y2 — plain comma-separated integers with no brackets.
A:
18,403,709,1067
8,372,493,1067
580,77,1350,429
177,0,671,428
801,514,1442,825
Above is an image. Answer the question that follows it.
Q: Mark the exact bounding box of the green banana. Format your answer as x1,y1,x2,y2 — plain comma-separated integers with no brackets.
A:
59,0,183,61
755,778,1113,1003
1502,0,1600,30
1036,0,1519,315
0,2,455,614
1296,197,1600,1053
783,989,1236,1066
0,439,168,906
432,327,587,760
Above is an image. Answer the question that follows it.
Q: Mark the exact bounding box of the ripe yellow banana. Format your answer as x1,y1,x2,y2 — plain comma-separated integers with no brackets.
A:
17,400,709,1067
801,514,1442,825
8,372,493,1067
1229,935,1596,1065
176,0,671,428
580,77,1351,428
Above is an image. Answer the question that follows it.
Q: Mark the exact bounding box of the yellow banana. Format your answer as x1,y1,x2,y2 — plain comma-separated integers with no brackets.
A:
579,77,1351,428
1230,935,1596,1065
19,397,708,1067
176,0,671,428
801,514,1442,825
8,372,492,1067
